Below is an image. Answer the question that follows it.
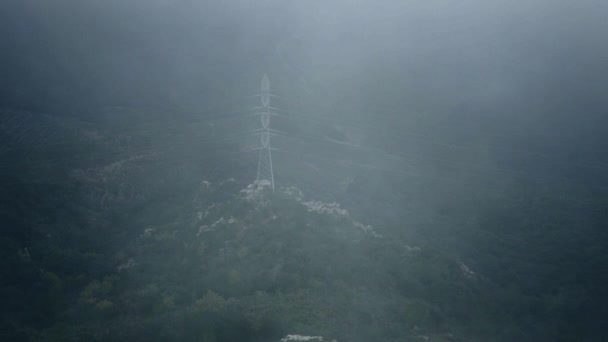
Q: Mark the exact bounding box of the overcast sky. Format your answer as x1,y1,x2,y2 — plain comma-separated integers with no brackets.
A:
1,0,607,157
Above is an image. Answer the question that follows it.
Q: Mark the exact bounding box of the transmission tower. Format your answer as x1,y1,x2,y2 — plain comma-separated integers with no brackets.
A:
256,73,275,191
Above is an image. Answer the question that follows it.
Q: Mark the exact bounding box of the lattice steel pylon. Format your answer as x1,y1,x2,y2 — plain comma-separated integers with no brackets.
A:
256,73,275,191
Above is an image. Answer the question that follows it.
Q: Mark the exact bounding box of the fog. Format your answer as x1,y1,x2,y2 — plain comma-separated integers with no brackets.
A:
1,0,607,341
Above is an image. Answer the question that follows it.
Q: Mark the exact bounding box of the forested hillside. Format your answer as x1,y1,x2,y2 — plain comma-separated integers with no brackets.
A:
1,107,606,341
2,0,608,341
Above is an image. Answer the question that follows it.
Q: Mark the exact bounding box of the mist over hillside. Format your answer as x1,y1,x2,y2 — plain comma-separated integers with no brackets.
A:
1,1,607,341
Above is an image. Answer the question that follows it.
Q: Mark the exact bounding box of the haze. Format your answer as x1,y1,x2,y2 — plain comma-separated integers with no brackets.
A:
1,1,607,341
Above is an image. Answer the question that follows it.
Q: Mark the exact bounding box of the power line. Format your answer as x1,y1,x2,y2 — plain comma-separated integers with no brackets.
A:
5,104,607,176
4,104,608,196
0,130,256,171
271,147,607,210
